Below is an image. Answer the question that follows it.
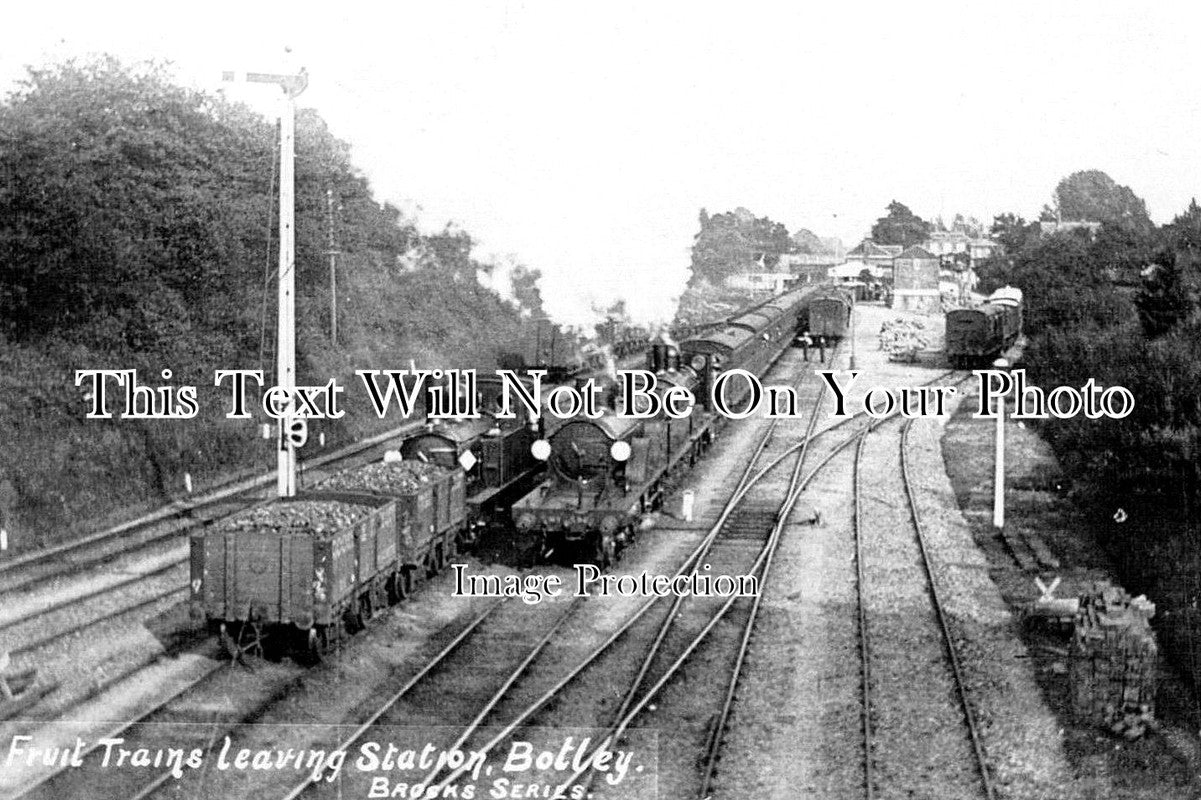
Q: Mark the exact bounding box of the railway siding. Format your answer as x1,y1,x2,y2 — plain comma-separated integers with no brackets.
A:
902,414,1078,798
711,302,1078,800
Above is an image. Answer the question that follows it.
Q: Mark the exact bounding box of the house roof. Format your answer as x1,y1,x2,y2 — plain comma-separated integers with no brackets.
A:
847,240,903,258
897,245,937,260
929,230,971,241
829,259,880,279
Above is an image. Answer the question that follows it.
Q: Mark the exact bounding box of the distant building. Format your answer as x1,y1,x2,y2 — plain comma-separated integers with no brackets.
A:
967,238,997,263
924,230,971,257
892,245,940,314
725,271,793,294
924,230,997,269
781,252,843,284
1039,220,1103,238
846,240,903,281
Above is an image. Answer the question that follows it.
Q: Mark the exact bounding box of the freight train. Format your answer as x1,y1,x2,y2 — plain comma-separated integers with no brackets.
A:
944,286,1024,367
511,284,821,566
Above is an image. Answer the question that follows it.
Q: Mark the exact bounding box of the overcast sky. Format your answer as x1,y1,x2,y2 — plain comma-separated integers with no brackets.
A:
3,2,1199,325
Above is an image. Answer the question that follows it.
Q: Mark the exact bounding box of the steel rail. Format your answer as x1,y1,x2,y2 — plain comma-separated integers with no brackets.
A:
0,420,422,591
899,418,995,800
556,373,973,797
852,429,876,799
429,369,971,795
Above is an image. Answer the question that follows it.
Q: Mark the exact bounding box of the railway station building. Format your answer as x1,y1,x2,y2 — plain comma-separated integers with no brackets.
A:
891,245,941,314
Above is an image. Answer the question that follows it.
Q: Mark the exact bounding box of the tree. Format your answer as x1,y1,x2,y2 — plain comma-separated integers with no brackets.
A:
508,265,545,316
688,207,792,285
990,213,1036,254
1053,169,1151,228
1136,251,1198,337
978,231,1132,336
425,225,477,282
870,201,931,248
1135,200,1201,336
790,227,828,255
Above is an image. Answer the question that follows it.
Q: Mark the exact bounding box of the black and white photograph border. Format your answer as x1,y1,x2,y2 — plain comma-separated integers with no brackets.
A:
1,1,1200,798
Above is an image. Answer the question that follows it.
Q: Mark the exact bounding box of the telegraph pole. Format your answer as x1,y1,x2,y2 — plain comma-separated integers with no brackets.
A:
849,297,857,370
326,188,339,346
223,66,309,497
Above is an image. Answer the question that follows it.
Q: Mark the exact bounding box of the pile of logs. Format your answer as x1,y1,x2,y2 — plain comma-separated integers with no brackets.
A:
878,317,929,362
1069,582,1159,738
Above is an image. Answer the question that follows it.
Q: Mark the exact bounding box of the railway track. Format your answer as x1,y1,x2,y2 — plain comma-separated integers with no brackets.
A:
0,421,422,597
400,364,972,800
0,422,421,728
13,344,980,800
198,345,836,799
7,555,498,799
850,414,994,800
419,346,853,799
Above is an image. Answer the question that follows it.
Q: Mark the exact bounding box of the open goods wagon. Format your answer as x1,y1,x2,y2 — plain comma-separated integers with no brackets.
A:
190,461,462,660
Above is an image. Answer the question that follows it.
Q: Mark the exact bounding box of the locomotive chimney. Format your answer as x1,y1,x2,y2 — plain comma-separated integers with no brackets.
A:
649,343,668,373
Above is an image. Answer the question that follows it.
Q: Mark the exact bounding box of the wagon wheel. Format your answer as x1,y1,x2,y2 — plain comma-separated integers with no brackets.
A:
240,622,265,661
222,622,261,670
329,617,345,650
371,580,388,614
343,605,365,635
387,572,406,604
426,545,441,578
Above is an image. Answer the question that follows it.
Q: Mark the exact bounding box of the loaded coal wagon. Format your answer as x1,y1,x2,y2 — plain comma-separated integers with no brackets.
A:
314,459,464,589
190,461,462,661
190,494,398,661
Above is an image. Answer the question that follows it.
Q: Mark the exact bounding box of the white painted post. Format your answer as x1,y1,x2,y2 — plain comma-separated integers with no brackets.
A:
277,83,297,497
223,65,308,498
992,358,1009,529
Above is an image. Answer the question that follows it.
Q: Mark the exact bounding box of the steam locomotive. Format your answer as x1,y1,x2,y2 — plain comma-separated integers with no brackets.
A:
511,284,823,565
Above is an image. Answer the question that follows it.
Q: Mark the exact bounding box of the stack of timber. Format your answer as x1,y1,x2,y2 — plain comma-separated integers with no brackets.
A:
1069,582,1158,738
878,317,929,362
